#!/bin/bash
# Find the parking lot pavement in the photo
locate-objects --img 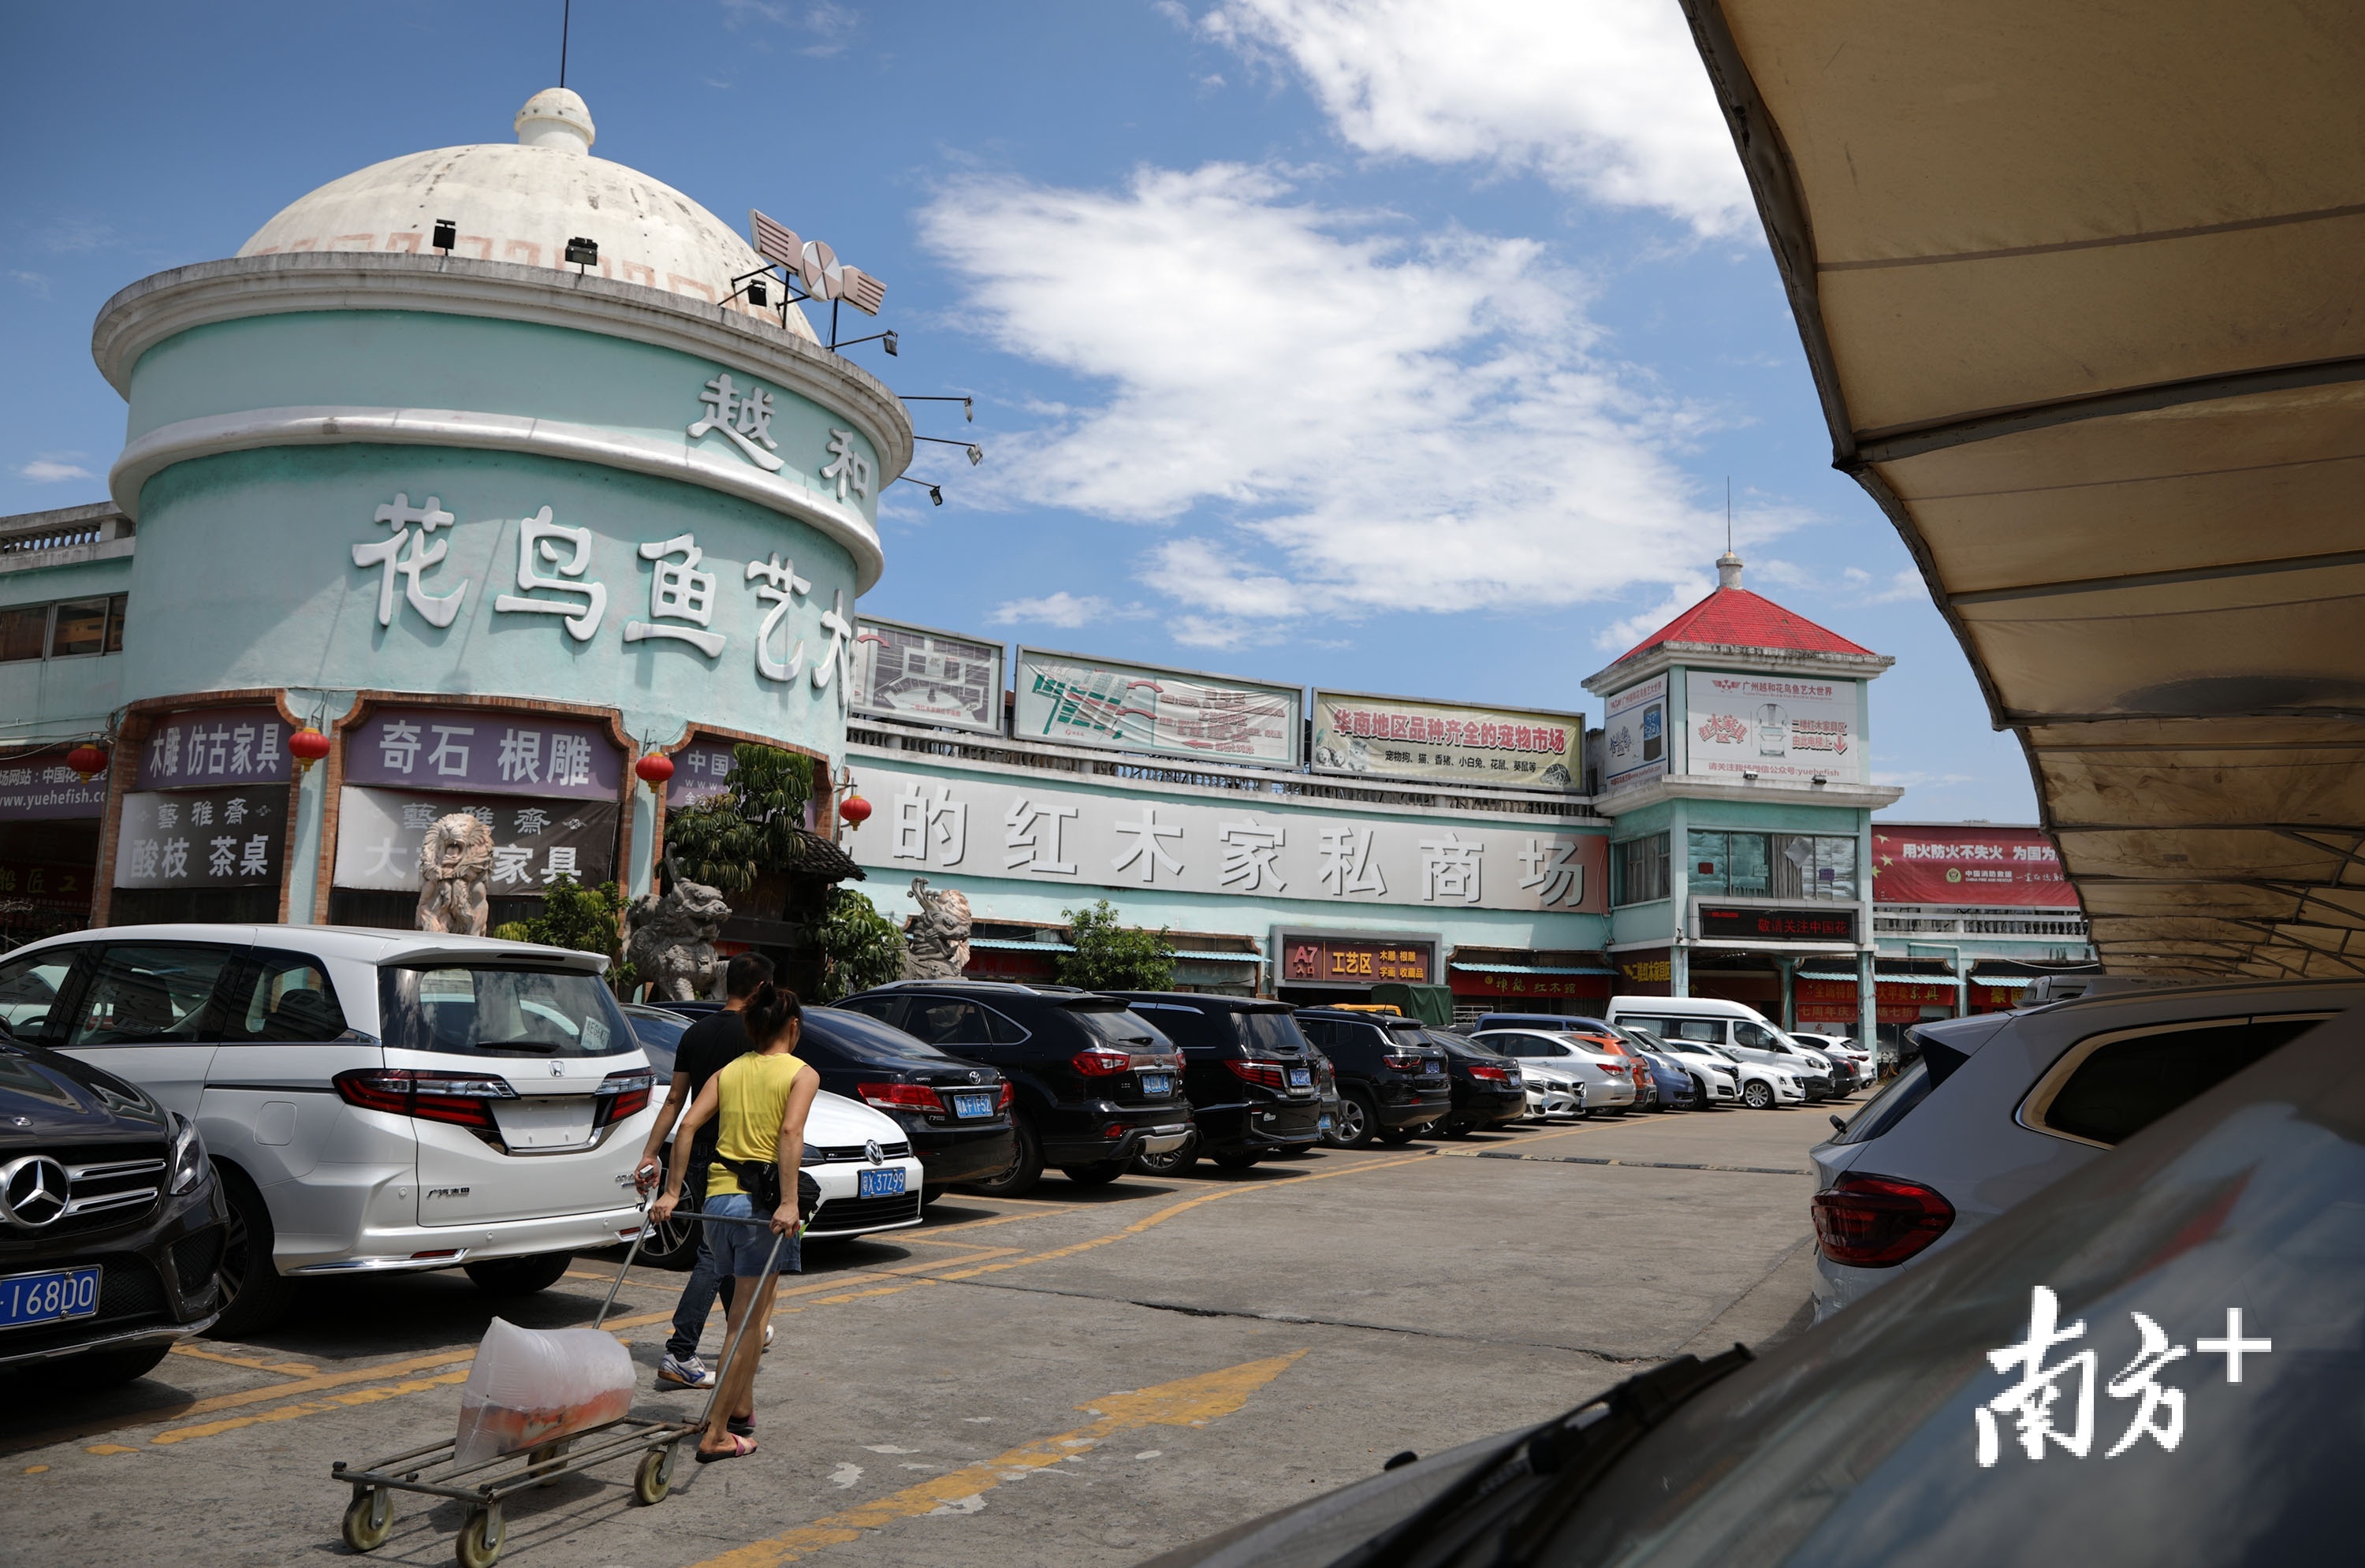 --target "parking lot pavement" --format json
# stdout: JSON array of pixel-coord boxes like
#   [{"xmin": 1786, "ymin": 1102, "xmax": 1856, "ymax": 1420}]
[{"xmin": 1, "ymin": 1104, "xmax": 1838, "ymax": 1568}]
